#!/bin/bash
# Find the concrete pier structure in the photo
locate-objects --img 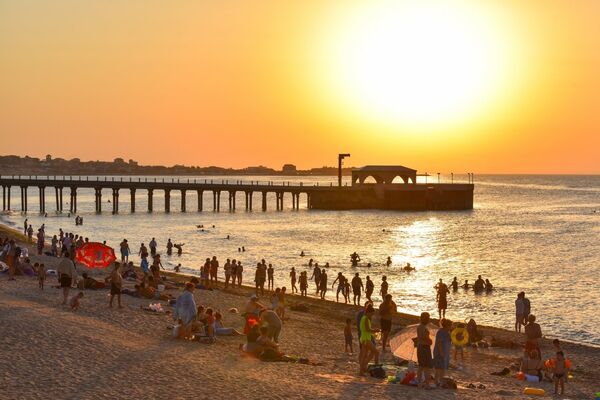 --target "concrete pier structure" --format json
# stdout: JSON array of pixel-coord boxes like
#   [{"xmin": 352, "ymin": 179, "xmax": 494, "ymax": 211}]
[{"xmin": 0, "ymin": 168, "xmax": 474, "ymax": 214}]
